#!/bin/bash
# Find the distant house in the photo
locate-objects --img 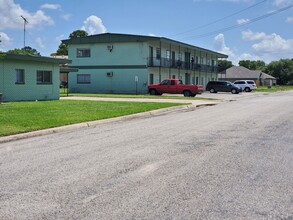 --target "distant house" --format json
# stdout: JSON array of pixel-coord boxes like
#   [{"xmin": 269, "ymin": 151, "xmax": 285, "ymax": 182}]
[
  {"xmin": 62, "ymin": 33, "xmax": 228, "ymax": 94},
  {"xmin": 0, "ymin": 53, "xmax": 70, "ymax": 102},
  {"xmin": 218, "ymin": 66, "xmax": 277, "ymax": 86}
]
